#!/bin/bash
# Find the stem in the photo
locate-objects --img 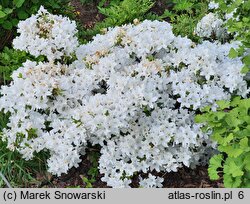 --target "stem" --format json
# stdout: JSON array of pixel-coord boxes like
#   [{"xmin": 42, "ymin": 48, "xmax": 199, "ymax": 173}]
[{"xmin": 0, "ymin": 172, "xmax": 12, "ymax": 188}]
